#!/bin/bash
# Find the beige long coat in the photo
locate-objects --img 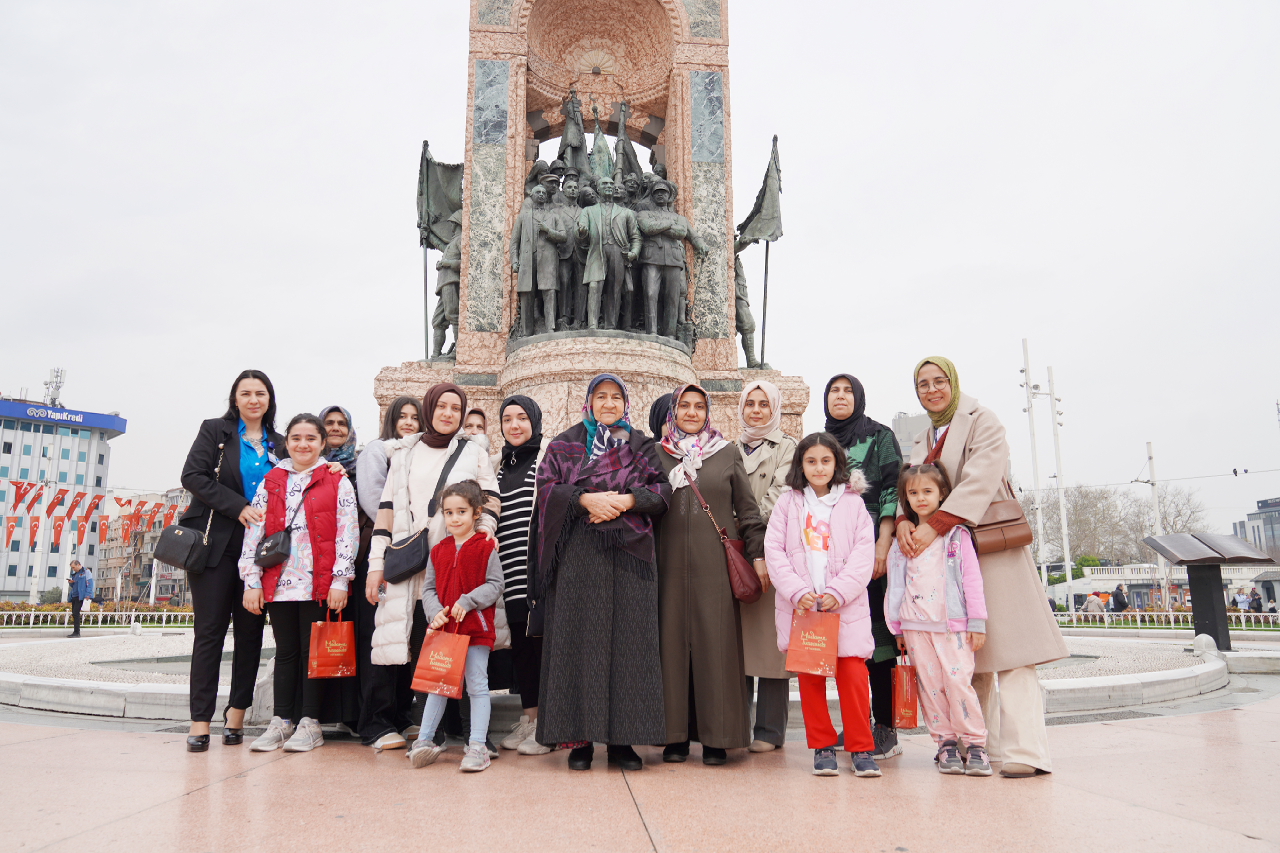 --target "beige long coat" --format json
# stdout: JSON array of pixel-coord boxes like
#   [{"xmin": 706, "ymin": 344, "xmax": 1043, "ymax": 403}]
[
  {"xmin": 908, "ymin": 393, "xmax": 1068, "ymax": 673},
  {"xmin": 737, "ymin": 429, "xmax": 796, "ymax": 680}
]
